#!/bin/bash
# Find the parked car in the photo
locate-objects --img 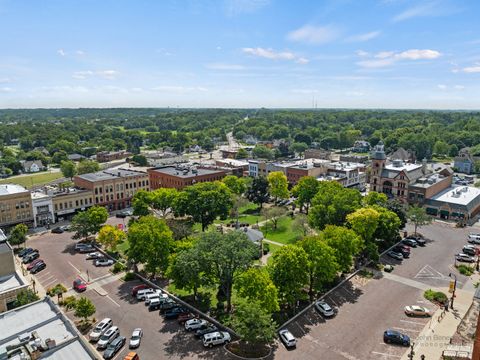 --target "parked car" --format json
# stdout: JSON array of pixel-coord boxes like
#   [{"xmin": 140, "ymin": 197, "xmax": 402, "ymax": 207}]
[
  {"xmin": 148, "ymin": 299, "xmax": 162, "ymax": 311},
  {"xmin": 393, "ymin": 246, "xmax": 410, "ymax": 258},
  {"xmin": 116, "ymin": 209, "xmax": 133, "ymax": 218},
  {"xmin": 95, "ymin": 258, "xmax": 114, "ymax": 267},
  {"xmin": 18, "ymin": 247, "xmax": 35, "ymax": 258},
  {"xmin": 387, "ymin": 250, "xmax": 403, "ymax": 261},
  {"xmin": 164, "ymin": 307, "xmax": 189, "ymax": 319},
  {"xmin": 86, "ymin": 252, "xmax": 103, "ymax": 260},
  {"xmin": 158, "ymin": 299, "xmax": 176, "ymax": 312},
  {"xmin": 402, "ymin": 238, "xmax": 417, "ymax": 247},
  {"xmin": 97, "ymin": 326, "xmax": 120, "ymax": 349},
  {"xmin": 414, "ymin": 238, "xmax": 426, "ymax": 246},
  {"xmin": 456, "ymin": 253, "xmax": 475, "ymax": 263},
  {"xmin": 383, "ymin": 264, "xmax": 394, "ymax": 272},
  {"xmin": 404, "ymin": 305, "xmax": 431, "ymax": 317},
  {"xmin": 463, "ymin": 245, "xmax": 477, "ymax": 256},
  {"xmin": 103, "ymin": 336, "xmax": 126, "ymax": 359},
  {"xmin": 195, "ymin": 325, "xmax": 218, "ymax": 338},
  {"xmin": 22, "ymin": 251, "xmax": 39, "ymax": 264},
  {"xmin": 468, "ymin": 233, "xmax": 480, "ymax": 243},
  {"xmin": 129, "ymin": 328, "xmax": 143, "ymax": 349},
  {"xmin": 131, "ymin": 284, "xmax": 148, "ymax": 297},
  {"xmin": 61, "ymin": 225, "xmax": 71, "ymax": 231},
  {"xmin": 144, "ymin": 291, "xmax": 163, "ymax": 305},
  {"xmin": 27, "ymin": 258, "xmax": 44, "ymax": 271},
  {"xmin": 383, "ymin": 330, "xmax": 410, "ymax": 346},
  {"xmin": 123, "ymin": 352, "xmax": 139, "ymax": 360},
  {"xmin": 279, "ymin": 329, "xmax": 296, "ymax": 349},
  {"xmin": 76, "ymin": 244, "xmax": 95, "ymax": 253},
  {"xmin": 51, "ymin": 227, "xmax": 64, "ymax": 234},
  {"xmin": 178, "ymin": 313, "xmax": 196, "ymax": 325},
  {"xmin": 136, "ymin": 288, "xmax": 154, "ymax": 301},
  {"xmin": 73, "ymin": 278, "xmax": 87, "ymax": 292},
  {"xmin": 89, "ymin": 318, "xmax": 113, "ymax": 342},
  {"xmin": 30, "ymin": 261, "xmax": 46, "ymax": 274},
  {"xmin": 185, "ymin": 319, "xmax": 207, "ymax": 331},
  {"xmin": 202, "ymin": 331, "xmax": 231, "ymax": 348},
  {"xmin": 314, "ymin": 300, "xmax": 335, "ymax": 317}
]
